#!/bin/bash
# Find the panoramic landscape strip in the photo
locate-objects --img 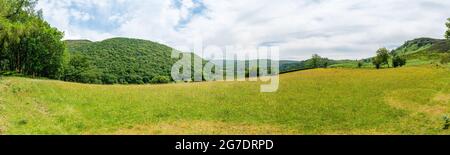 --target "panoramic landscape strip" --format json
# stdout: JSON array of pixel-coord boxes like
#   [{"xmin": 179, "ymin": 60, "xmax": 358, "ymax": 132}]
[{"xmin": 0, "ymin": 0, "xmax": 449, "ymax": 136}]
